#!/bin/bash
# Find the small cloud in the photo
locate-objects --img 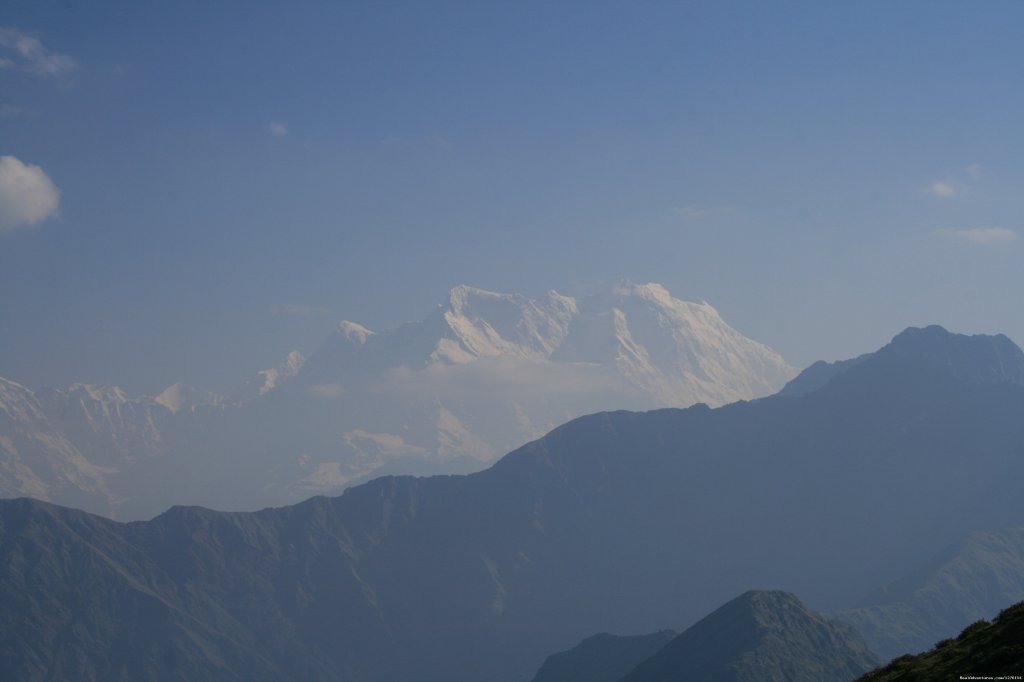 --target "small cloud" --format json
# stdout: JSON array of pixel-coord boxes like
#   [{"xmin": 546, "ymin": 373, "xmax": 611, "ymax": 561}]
[
  {"xmin": 269, "ymin": 121, "xmax": 288, "ymax": 137},
  {"xmin": 307, "ymin": 383, "xmax": 344, "ymax": 399},
  {"xmin": 965, "ymin": 163, "xmax": 982, "ymax": 179},
  {"xmin": 0, "ymin": 155, "xmax": 61, "ymax": 232},
  {"xmin": 271, "ymin": 304, "xmax": 331, "ymax": 317},
  {"xmin": 941, "ymin": 227, "xmax": 1018, "ymax": 246},
  {"xmin": 927, "ymin": 180, "xmax": 956, "ymax": 198},
  {"xmin": 0, "ymin": 26, "xmax": 77, "ymax": 77}
]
